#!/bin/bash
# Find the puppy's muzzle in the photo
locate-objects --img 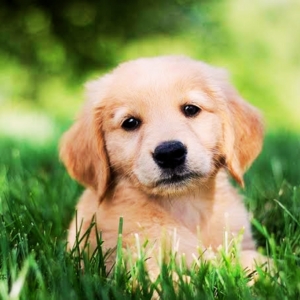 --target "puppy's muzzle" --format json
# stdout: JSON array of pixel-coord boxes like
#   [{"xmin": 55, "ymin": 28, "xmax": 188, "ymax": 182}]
[{"xmin": 153, "ymin": 140, "xmax": 187, "ymax": 169}]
